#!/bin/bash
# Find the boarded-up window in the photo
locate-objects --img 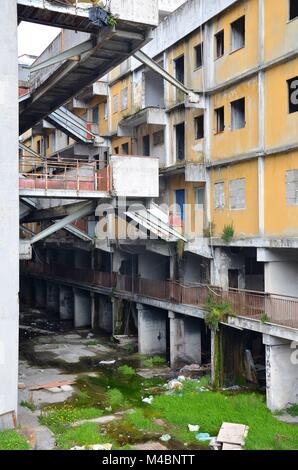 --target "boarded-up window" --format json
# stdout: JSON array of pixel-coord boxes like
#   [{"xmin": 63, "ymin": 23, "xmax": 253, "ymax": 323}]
[
  {"xmin": 229, "ymin": 178, "xmax": 246, "ymax": 210},
  {"xmin": 286, "ymin": 170, "xmax": 298, "ymax": 205},
  {"xmin": 120, "ymin": 87, "xmax": 128, "ymax": 111},
  {"xmin": 113, "ymin": 95, "xmax": 118, "ymax": 113},
  {"xmin": 153, "ymin": 130, "xmax": 164, "ymax": 146},
  {"xmin": 214, "ymin": 182, "xmax": 225, "ymax": 209}
]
